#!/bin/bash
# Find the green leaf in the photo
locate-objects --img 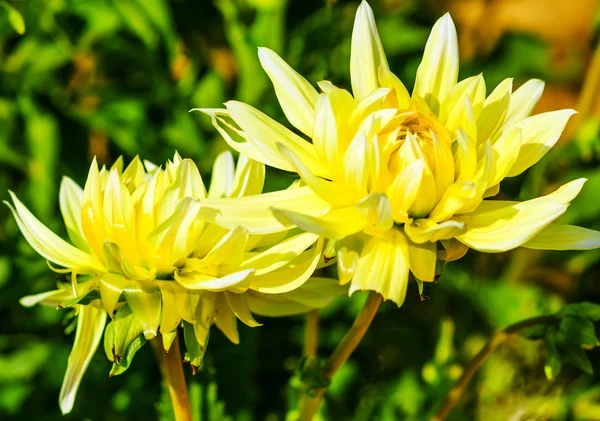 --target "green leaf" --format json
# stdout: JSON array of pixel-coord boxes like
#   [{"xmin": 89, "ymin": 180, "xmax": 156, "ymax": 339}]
[
  {"xmin": 544, "ymin": 332, "xmax": 562, "ymax": 380},
  {"xmin": 109, "ymin": 336, "xmax": 146, "ymax": 377},
  {"xmin": 0, "ymin": 2, "xmax": 25, "ymax": 34},
  {"xmin": 559, "ymin": 302, "xmax": 600, "ymax": 321},
  {"xmin": 557, "ymin": 314, "xmax": 599, "ymax": 347},
  {"xmin": 560, "ymin": 344, "xmax": 593, "ymax": 374}
]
